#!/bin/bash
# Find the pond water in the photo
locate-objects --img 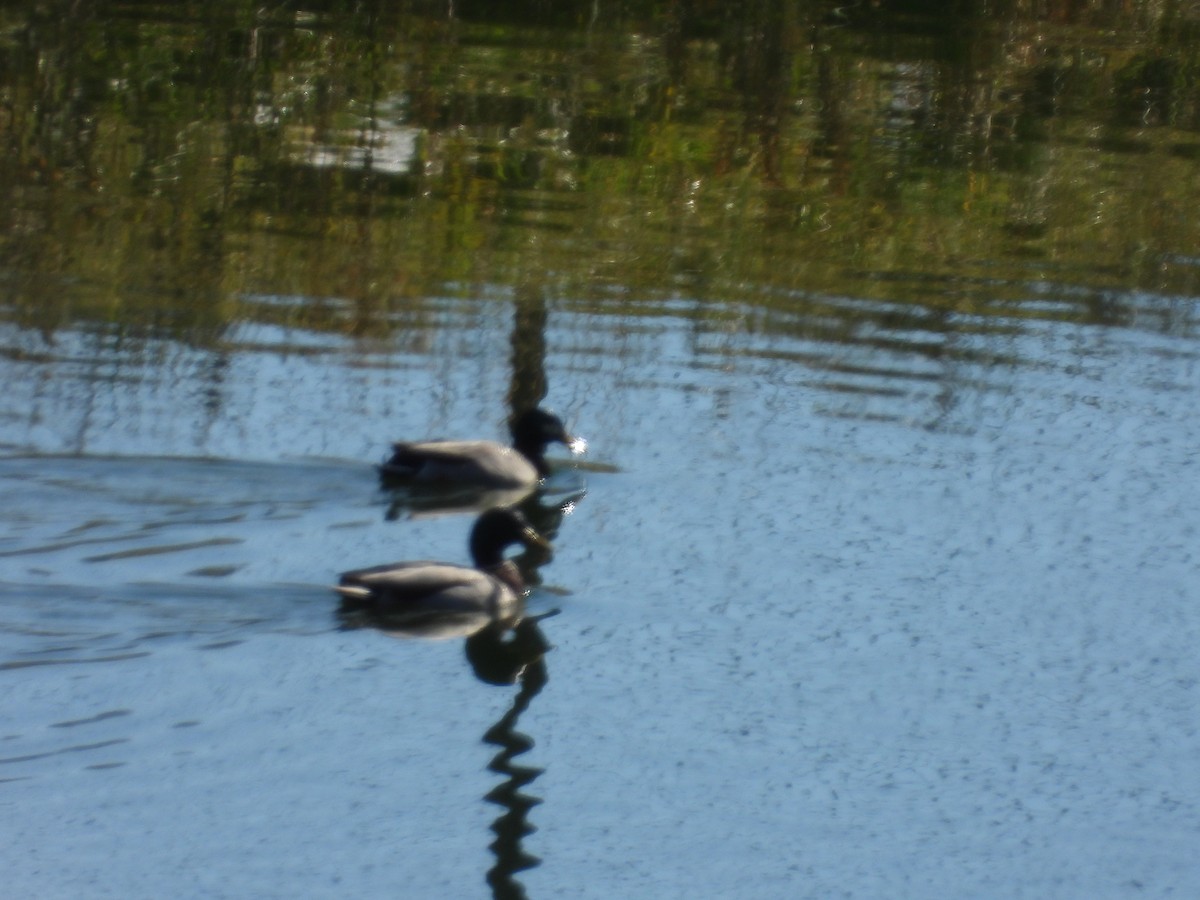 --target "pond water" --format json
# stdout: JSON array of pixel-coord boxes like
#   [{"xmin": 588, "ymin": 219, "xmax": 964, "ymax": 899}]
[{"xmin": 3, "ymin": 3, "xmax": 1200, "ymax": 898}]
